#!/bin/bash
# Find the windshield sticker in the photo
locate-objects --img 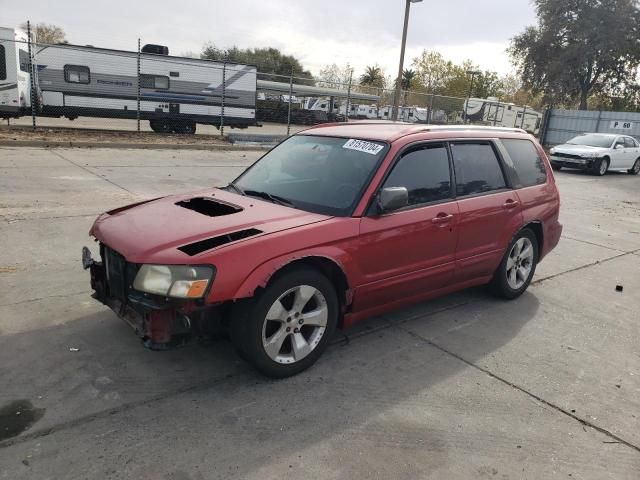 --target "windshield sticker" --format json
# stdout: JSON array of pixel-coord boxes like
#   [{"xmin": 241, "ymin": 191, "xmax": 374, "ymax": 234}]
[{"xmin": 343, "ymin": 139, "xmax": 384, "ymax": 155}]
